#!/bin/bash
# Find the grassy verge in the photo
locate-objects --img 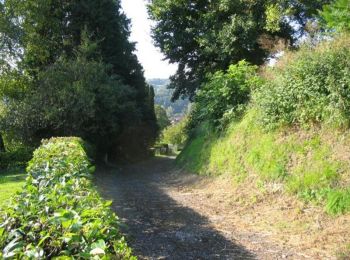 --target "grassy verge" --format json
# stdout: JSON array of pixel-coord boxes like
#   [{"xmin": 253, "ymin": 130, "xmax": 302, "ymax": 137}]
[
  {"xmin": 178, "ymin": 108, "xmax": 350, "ymax": 215},
  {"xmin": 0, "ymin": 169, "xmax": 26, "ymax": 208}
]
